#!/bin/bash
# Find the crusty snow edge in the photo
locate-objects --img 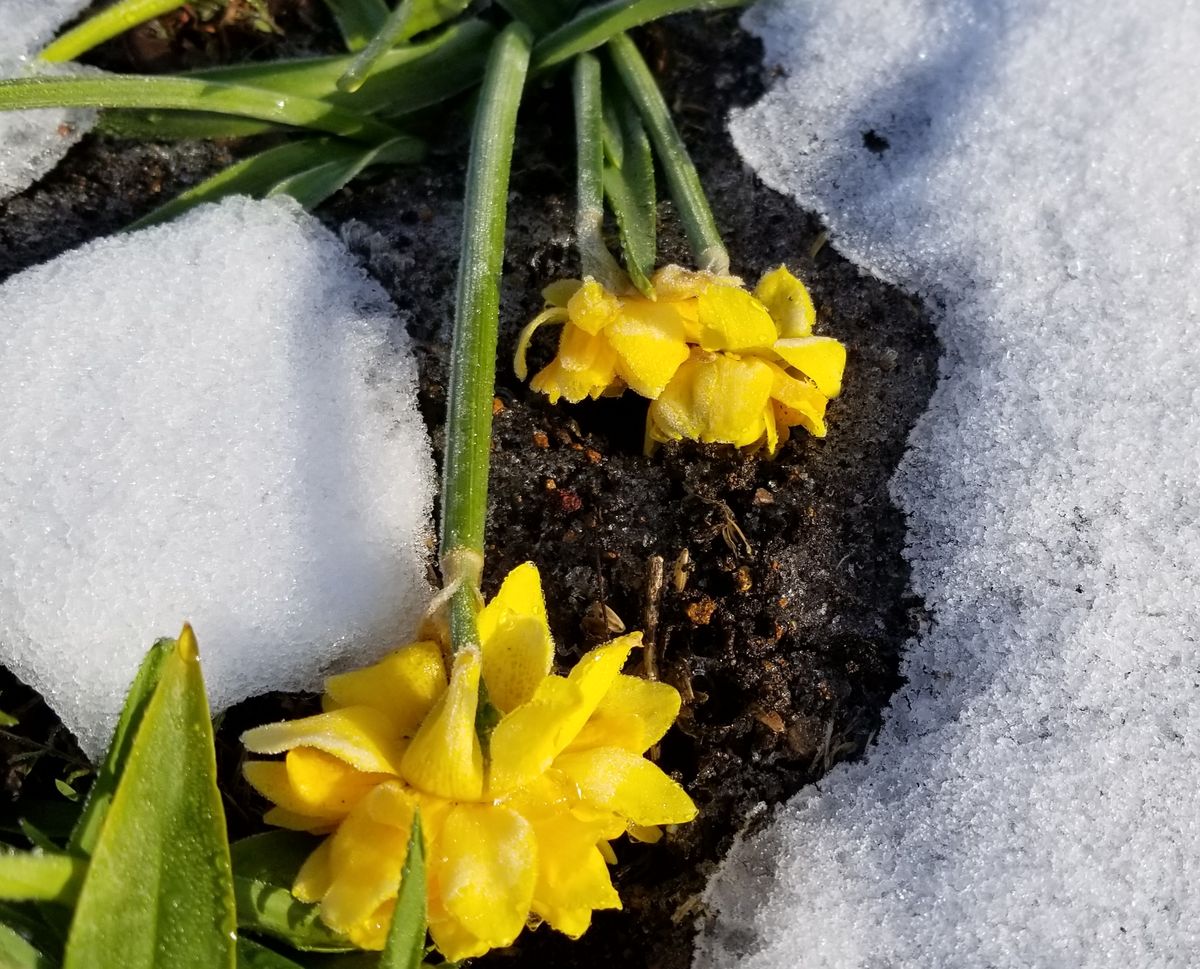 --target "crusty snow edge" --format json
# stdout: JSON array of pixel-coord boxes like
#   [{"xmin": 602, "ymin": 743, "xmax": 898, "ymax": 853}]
[{"xmin": 0, "ymin": 196, "xmax": 435, "ymax": 759}]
